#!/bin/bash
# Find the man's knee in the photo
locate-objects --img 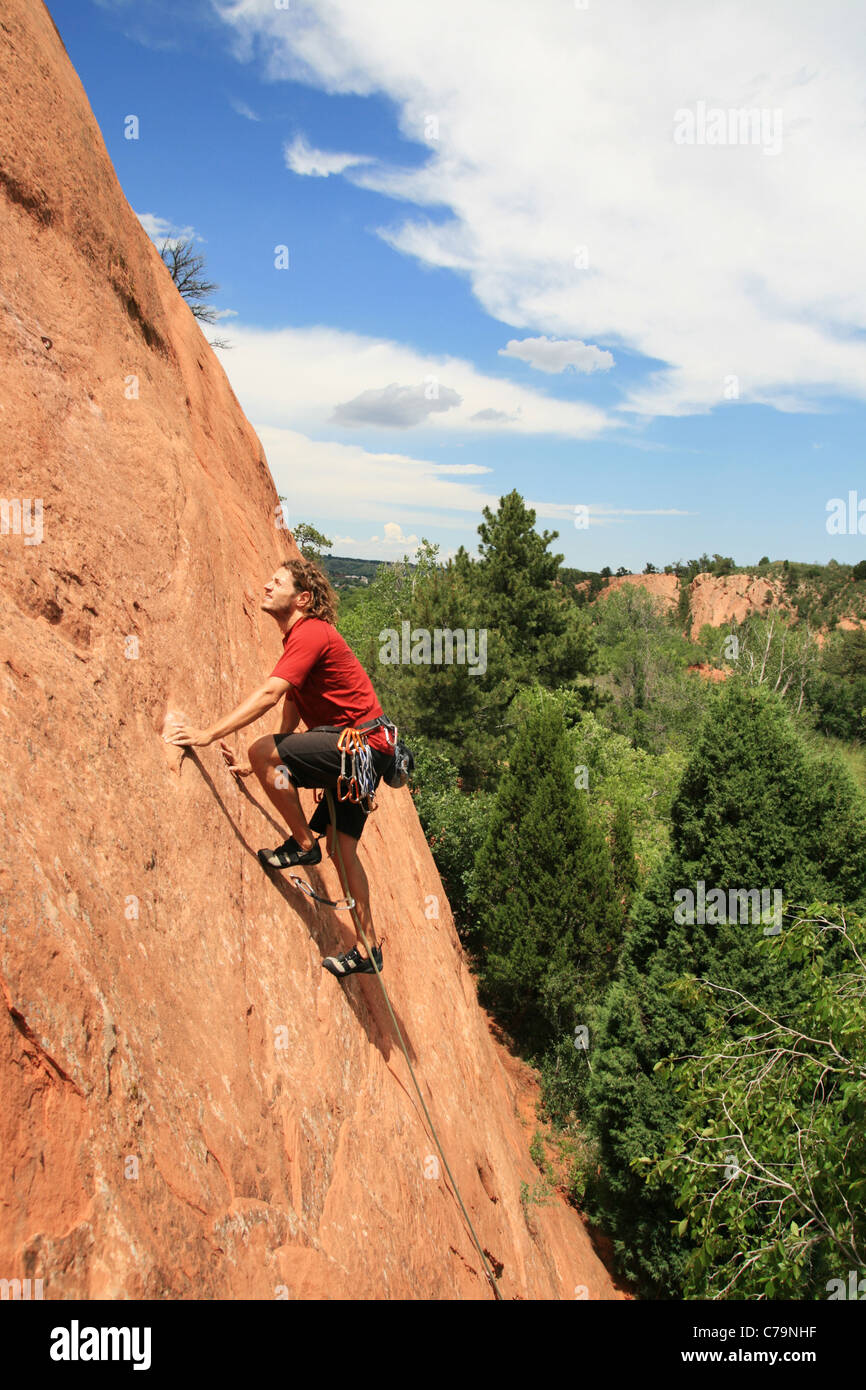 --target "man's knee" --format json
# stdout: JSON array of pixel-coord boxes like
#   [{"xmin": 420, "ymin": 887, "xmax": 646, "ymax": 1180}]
[{"xmin": 249, "ymin": 735, "xmax": 278, "ymax": 770}]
